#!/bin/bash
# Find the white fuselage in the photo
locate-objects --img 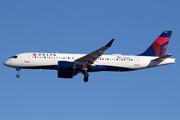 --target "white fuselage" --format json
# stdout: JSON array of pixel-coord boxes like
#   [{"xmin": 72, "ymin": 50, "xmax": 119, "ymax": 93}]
[{"xmin": 4, "ymin": 52, "xmax": 176, "ymax": 72}]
